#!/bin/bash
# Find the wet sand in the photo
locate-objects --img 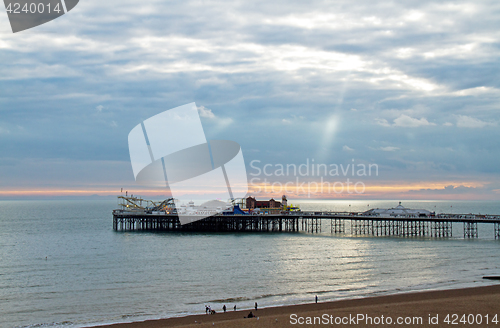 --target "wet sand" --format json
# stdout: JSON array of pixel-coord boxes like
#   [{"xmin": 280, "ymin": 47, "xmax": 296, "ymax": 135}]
[{"xmin": 93, "ymin": 284, "xmax": 500, "ymax": 327}]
